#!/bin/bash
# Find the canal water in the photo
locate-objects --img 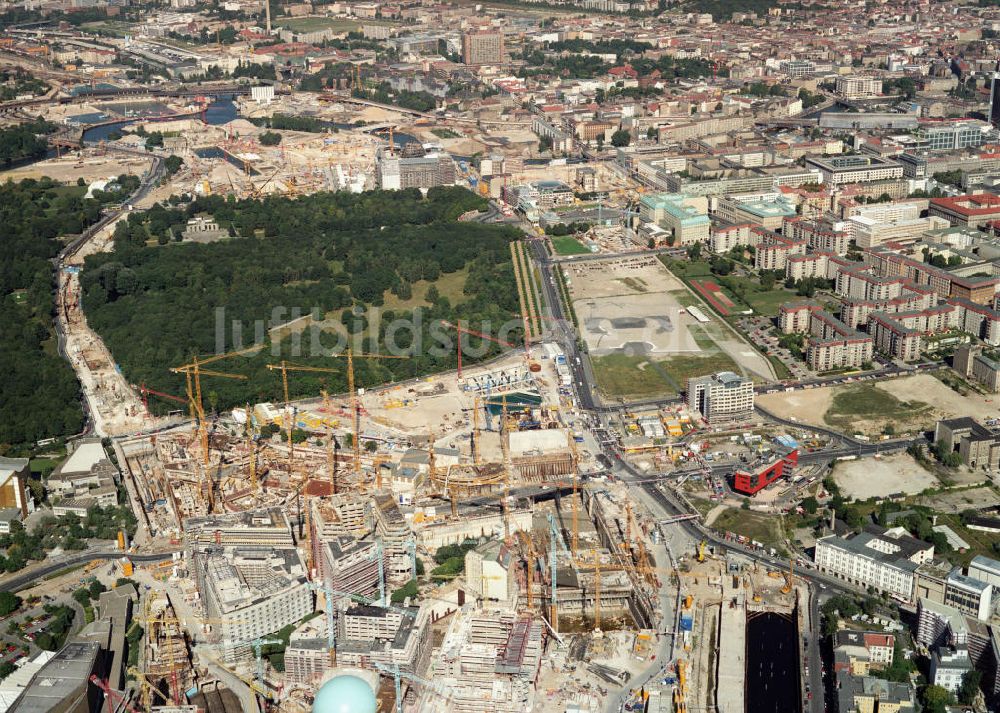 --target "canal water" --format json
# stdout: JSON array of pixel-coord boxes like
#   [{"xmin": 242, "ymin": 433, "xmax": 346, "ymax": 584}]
[
  {"xmin": 745, "ymin": 611, "xmax": 801, "ymax": 713},
  {"xmin": 80, "ymin": 97, "xmax": 239, "ymax": 144}
]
